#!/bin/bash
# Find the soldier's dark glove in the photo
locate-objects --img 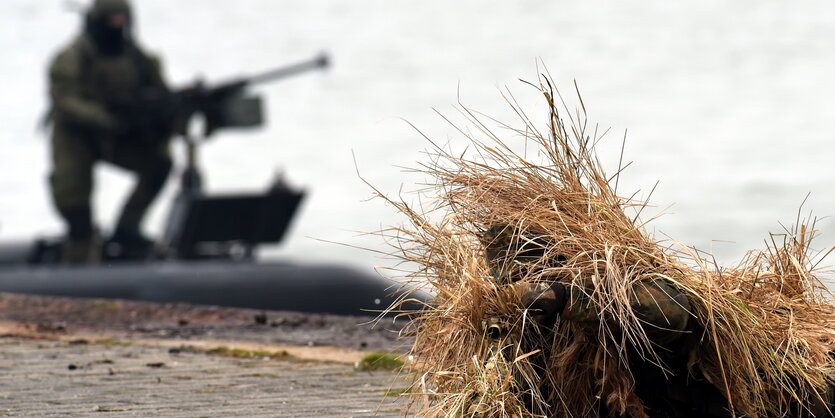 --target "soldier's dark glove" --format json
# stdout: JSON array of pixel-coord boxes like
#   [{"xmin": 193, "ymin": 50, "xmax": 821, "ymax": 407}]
[{"xmin": 515, "ymin": 281, "xmax": 567, "ymax": 327}]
